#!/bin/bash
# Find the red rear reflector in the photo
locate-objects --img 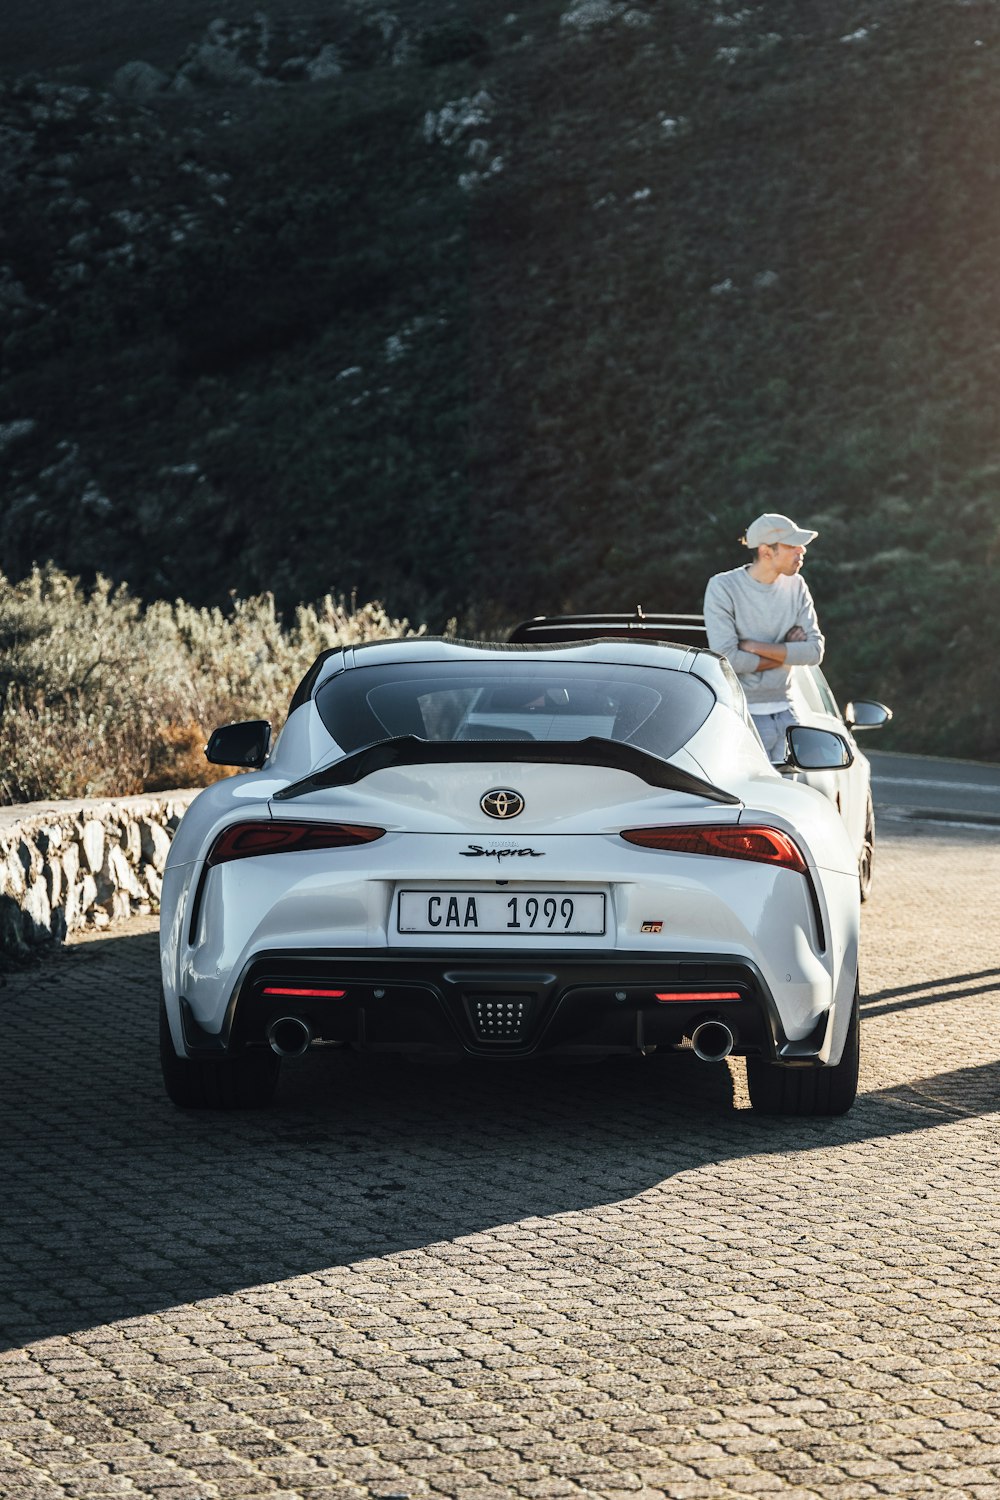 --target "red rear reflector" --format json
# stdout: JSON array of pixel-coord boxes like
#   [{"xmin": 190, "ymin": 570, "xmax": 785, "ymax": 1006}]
[
  {"xmin": 655, "ymin": 990, "xmax": 742, "ymax": 1003},
  {"xmin": 621, "ymin": 824, "xmax": 806, "ymax": 873},
  {"xmin": 262, "ymin": 986, "xmax": 347, "ymax": 998},
  {"xmin": 207, "ymin": 821, "xmax": 385, "ymax": 867}
]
